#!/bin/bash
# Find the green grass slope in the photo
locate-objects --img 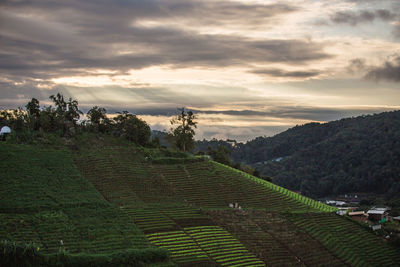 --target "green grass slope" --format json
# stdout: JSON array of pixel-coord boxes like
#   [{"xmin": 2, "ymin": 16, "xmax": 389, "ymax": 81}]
[
  {"xmin": 2, "ymin": 141, "xmax": 400, "ymax": 266},
  {"xmin": 0, "ymin": 144, "xmax": 172, "ymax": 266},
  {"xmin": 74, "ymin": 143, "xmax": 400, "ymax": 266}
]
